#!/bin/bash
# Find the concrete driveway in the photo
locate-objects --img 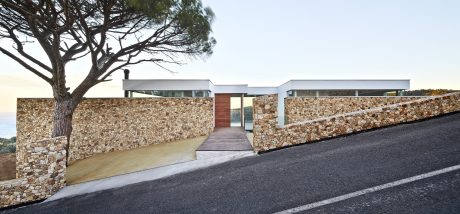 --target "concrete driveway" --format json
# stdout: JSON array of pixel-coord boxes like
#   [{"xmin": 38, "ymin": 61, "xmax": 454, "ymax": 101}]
[{"xmin": 66, "ymin": 136, "xmax": 207, "ymax": 184}]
